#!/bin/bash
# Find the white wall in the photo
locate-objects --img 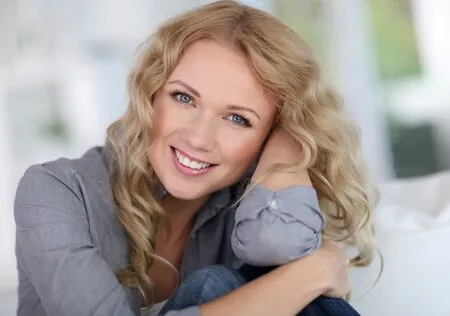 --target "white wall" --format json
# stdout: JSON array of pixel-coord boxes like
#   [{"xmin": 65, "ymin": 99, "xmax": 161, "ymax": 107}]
[
  {"xmin": 411, "ymin": 0, "xmax": 450, "ymax": 81},
  {"xmin": 0, "ymin": 76, "xmax": 18, "ymax": 294},
  {"xmin": 0, "ymin": 0, "xmax": 17, "ymax": 67},
  {"xmin": 327, "ymin": 0, "xmax": 393, "ymax": 182},
  {"xmin": 0, "ymin": 0, "xmax": 19, "ymax": 301}
]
